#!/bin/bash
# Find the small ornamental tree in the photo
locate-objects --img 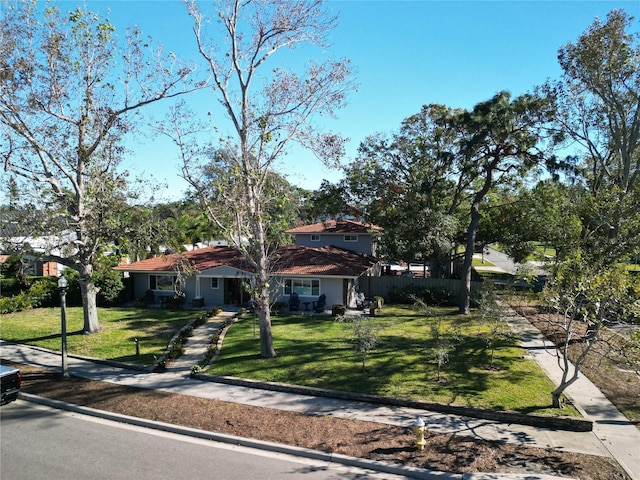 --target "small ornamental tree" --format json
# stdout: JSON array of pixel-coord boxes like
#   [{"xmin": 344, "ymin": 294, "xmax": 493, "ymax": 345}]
[
  {"xmin": 413, "ymin": 295, "xmax": 455, "ymax": 382},
  {"xmin": 430, "ymin": 319, "xmax": 451, "ymax": 383},
  {"xmin": 477, "ymin": 286, "xmax": 514, "ymax": 370},
  {"xmin": 542, "ymin": 258, "xmax": 640, "ymax": 408},
  {"xmin": 352, "ymin": 318, "xmax": 379, "ymax": 372}
]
